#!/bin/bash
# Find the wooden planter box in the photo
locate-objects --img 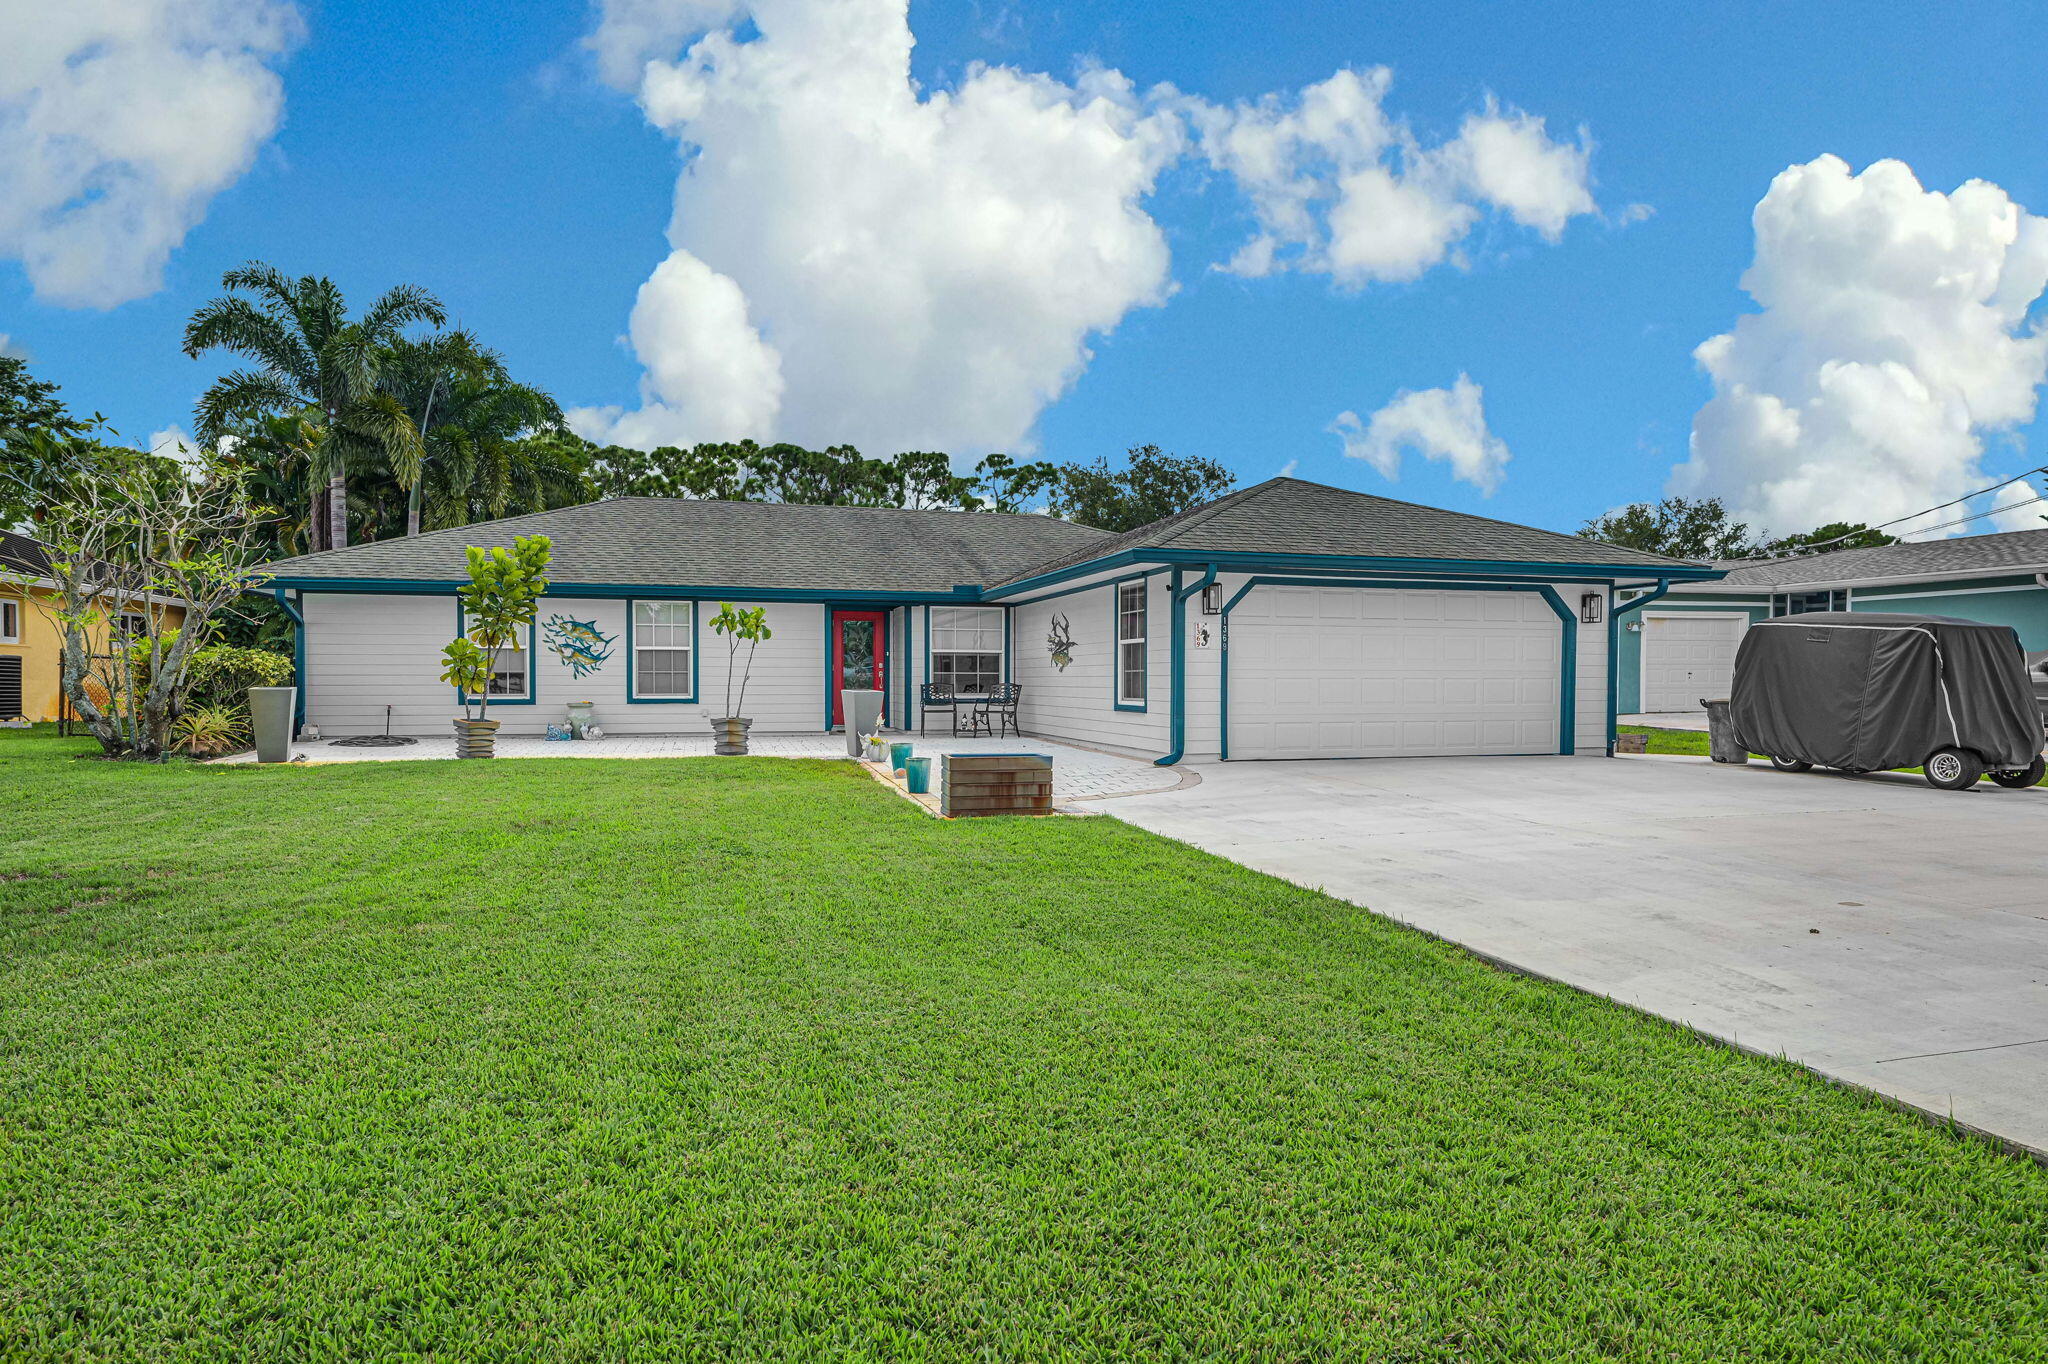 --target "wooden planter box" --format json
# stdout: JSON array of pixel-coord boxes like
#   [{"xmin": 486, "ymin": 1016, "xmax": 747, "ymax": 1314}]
[{"xmin": 941, "ymin": 753, "xmax": 1054, "ymax": 817}]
